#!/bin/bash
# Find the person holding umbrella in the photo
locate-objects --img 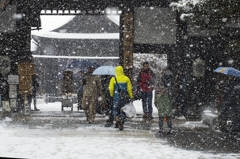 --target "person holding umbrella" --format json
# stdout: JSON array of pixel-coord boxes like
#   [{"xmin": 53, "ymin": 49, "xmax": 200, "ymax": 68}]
[
  {"xmin": 92, "ymin": 66, "xmax": 116, "ymax": 127},
  {"xmin": 215, "ymin": 67, "xmax": 240, "ymax": 134},
  {"xmin": 101, "ymin": 75, "xmax": 114, "ymax": 127}
]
